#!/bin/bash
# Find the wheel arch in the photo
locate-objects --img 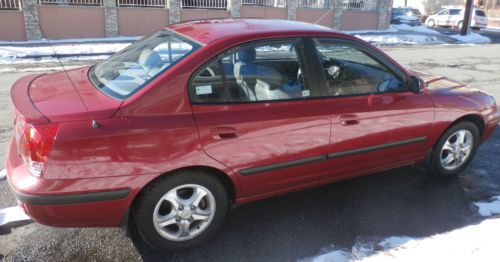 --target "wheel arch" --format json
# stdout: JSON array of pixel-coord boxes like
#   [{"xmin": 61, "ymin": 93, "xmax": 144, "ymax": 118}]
[
  {"xmin": 449, "ymin": 114, "xmax": 485, "ymax": 137},
  {"xmin": 133, "ymin": 165, "xmax": 237, "ymax": 207},
  {"xmin": 121, "ymin": 165, "xmax": 238, "ymax": 234}
]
